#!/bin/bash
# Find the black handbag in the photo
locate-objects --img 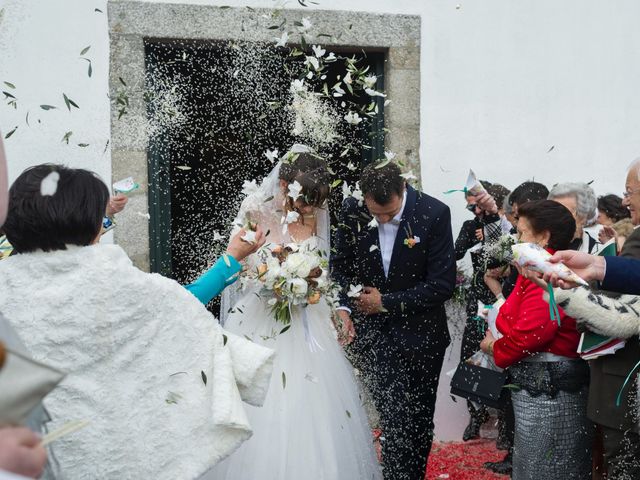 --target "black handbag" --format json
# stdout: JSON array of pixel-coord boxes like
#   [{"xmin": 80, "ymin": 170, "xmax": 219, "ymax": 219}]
[{"xmin": 450, "ymin": 362, "xmax": 507, "ymax": 408}]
